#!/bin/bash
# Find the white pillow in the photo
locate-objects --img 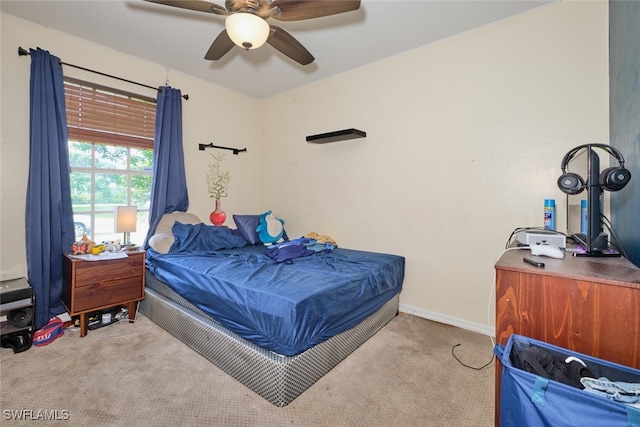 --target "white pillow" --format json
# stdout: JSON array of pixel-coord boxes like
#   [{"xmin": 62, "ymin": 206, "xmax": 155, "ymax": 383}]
[
  {"xmin": 155, "ymin": 212, "xmax": 201, "ymax": 235},
  {"xmin": 150, "ymin": 212, "xmax": 202, "ymax": 254},
  {"xmin": 148, "ymin": 233, "xmax": 174, "ymax": 254}
]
